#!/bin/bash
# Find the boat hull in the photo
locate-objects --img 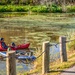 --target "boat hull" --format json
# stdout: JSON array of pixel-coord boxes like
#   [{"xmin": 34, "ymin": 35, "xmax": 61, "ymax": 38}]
[{"xmin": 0, "ymin": 43, "xmax": 30, "ymax": 51}]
